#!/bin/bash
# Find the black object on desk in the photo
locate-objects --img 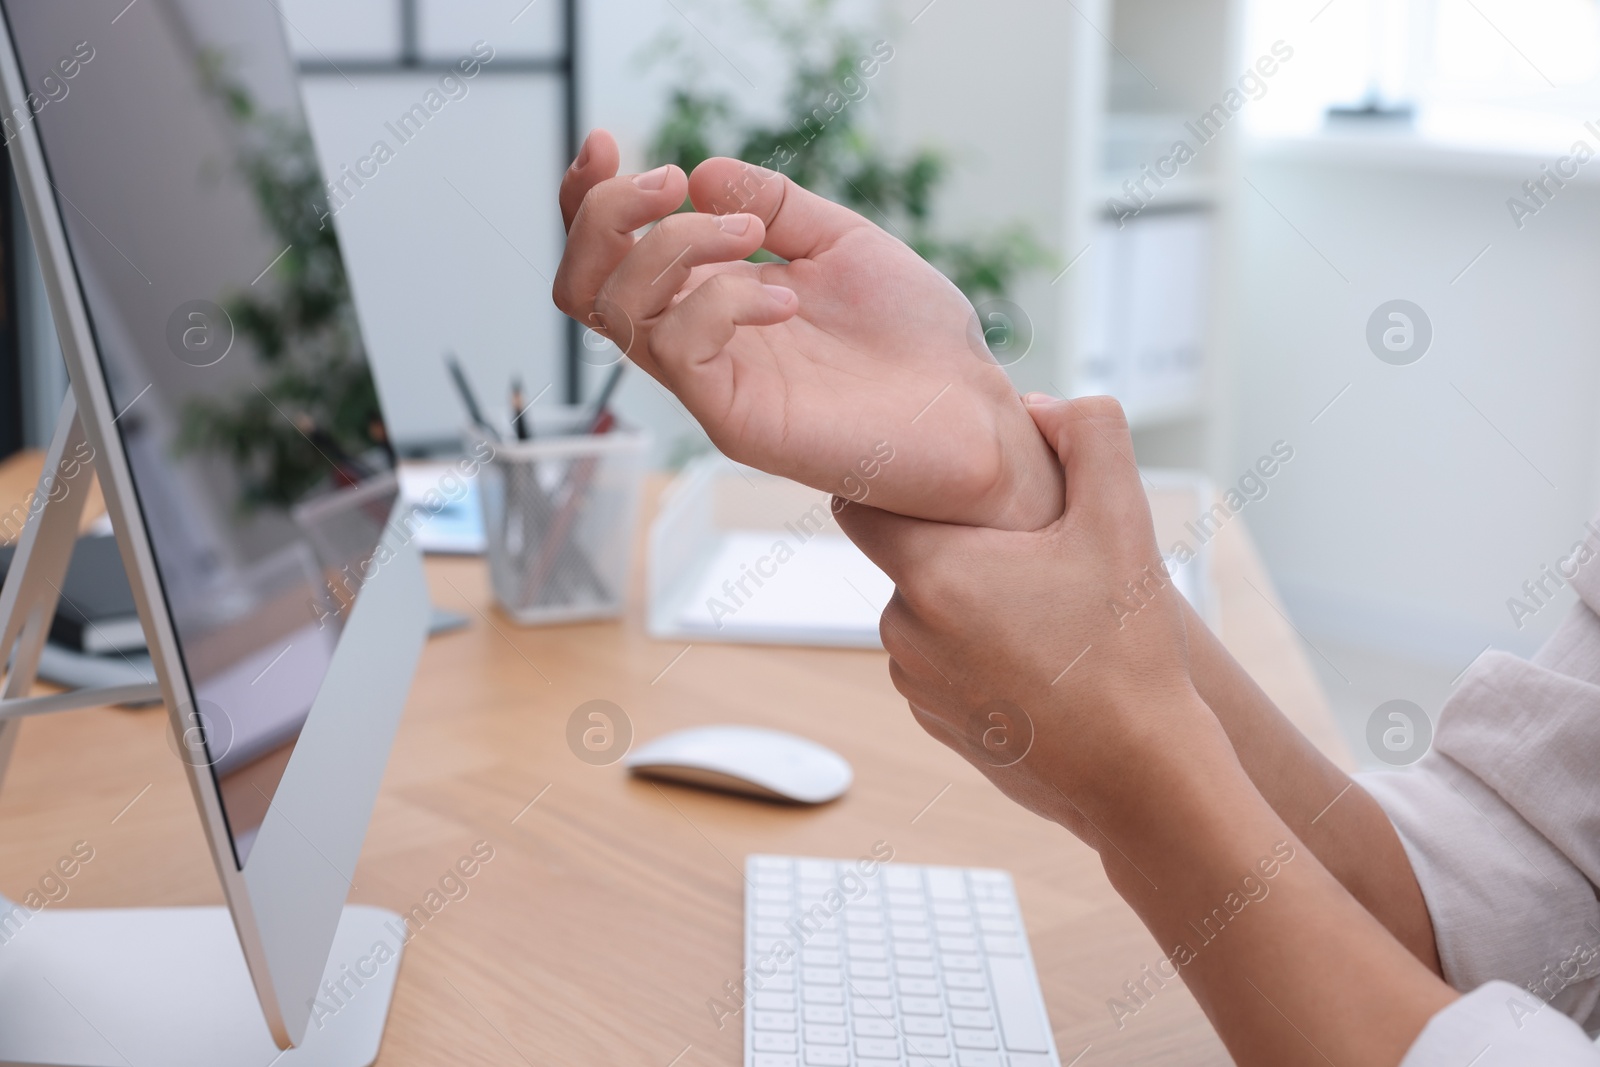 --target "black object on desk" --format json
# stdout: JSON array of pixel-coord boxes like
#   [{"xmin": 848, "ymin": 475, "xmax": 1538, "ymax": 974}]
[{"xmin": 0, "ymin": 533, "xmax": 141, "ymax": 654}]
